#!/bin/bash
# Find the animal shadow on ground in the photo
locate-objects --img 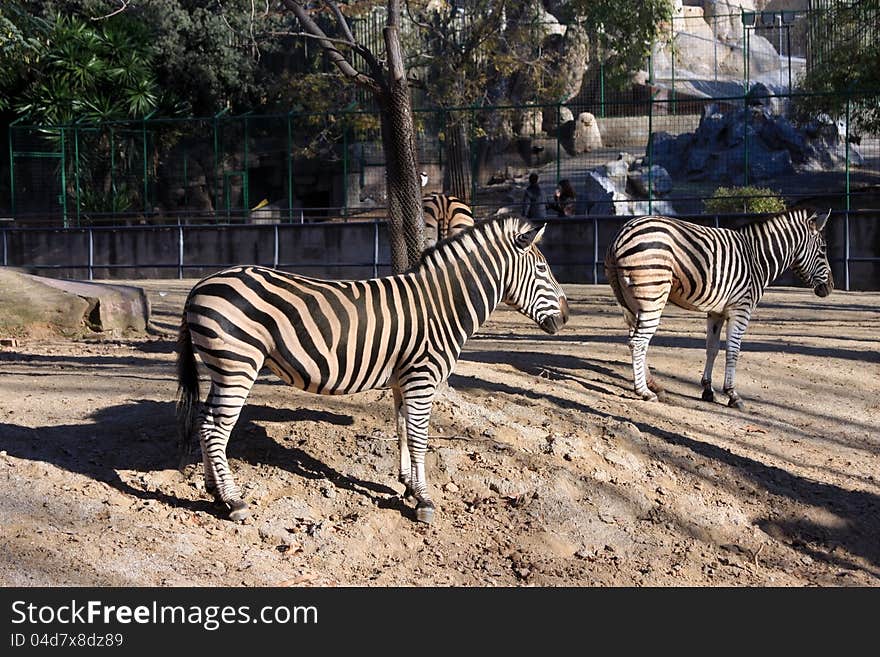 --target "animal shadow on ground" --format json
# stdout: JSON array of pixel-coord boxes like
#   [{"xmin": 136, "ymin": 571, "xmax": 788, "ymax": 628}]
[
  {"xmin": 451, "ymin": 356, "xmax": 880, "ymax": 575},
  {"xmin": 0, "ymin": 399, "xmax": 409, "ymax": 521}
]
